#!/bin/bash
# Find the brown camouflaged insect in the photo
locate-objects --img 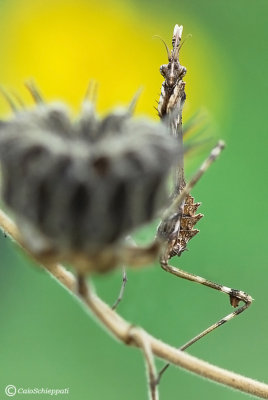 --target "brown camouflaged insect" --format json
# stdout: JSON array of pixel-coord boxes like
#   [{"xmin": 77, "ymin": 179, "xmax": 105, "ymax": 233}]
[
  {"xmin": 155, "ymin": 25, "xmax": 252, "ymax": 383},
  {"xmin": 0, "ymin": 26, "xmax": 252, "ymax": 391}
]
